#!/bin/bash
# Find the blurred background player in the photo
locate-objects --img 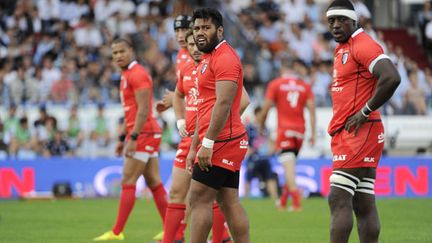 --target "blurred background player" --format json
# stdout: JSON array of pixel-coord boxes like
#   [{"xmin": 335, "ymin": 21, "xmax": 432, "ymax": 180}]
[
  {"xmin": 244, "ymin": 106, "xmax": 278, "ymax": 200},
  {"xmin": 326, "ymin": 1, "xmax": 401, "ymax": 242},
  {"xmin": 155, "ymin": 15, "xmax": 193, "ymax": 113},
  {"xmin": 258, "ymin": 58, "xmax": 316, "ymax": 212},
  {"xmin": 94, "ymin": 38, "xmax": 167, "ymax": 241}
]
